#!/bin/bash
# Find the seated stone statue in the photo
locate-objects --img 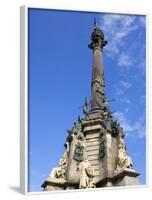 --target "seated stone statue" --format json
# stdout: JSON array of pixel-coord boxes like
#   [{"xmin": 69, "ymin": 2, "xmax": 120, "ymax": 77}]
[
  {"xmin": 49, "ymin": 157, "xmax": 67, "ymax": 179},
  {"xmin": 78, "ymin": 159, "xmax": 96, "ymax": 189},
  {"xmin": 115, "ymin": 142, "xmax": 133, "ymax": 172}
]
